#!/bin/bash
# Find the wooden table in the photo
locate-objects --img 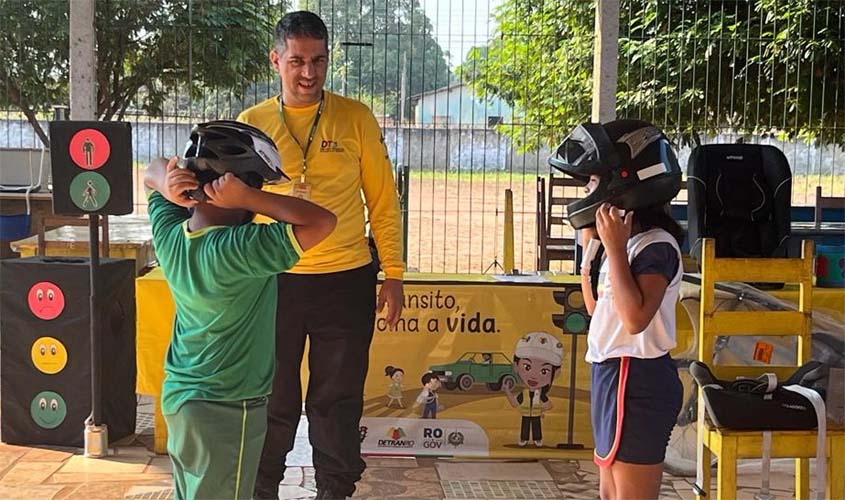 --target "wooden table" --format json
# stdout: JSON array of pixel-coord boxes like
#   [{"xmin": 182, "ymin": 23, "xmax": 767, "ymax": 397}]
[
  {"xmin": 10, "ymin": 215, "xmax": 156, "ymax": 275},
  {"xmin": 0, "ymin": 191, "xmax": 53, "ymax": 210},
  {"xmin": 790, "ymin": 221, "xmax": 845, "ymax": 250},
  {"xmin": 0, "ymin": 191, "xmax": 123, "ymax": 258}
]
